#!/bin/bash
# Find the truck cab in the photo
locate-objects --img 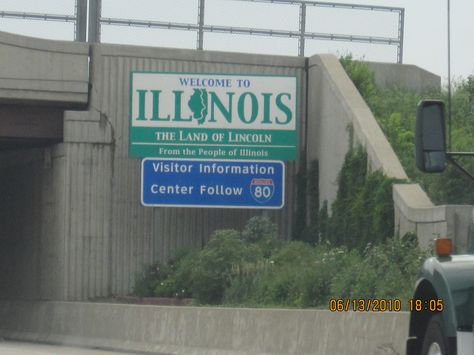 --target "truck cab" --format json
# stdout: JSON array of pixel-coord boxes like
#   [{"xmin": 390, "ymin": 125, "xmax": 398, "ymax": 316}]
[
  {"xmin": 406, "ymin": 252, "xmax": 474, "ymax": 354},
  {"xmin": 408, "ymin": 100, "xmax": 474, "ymax": 355}
]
